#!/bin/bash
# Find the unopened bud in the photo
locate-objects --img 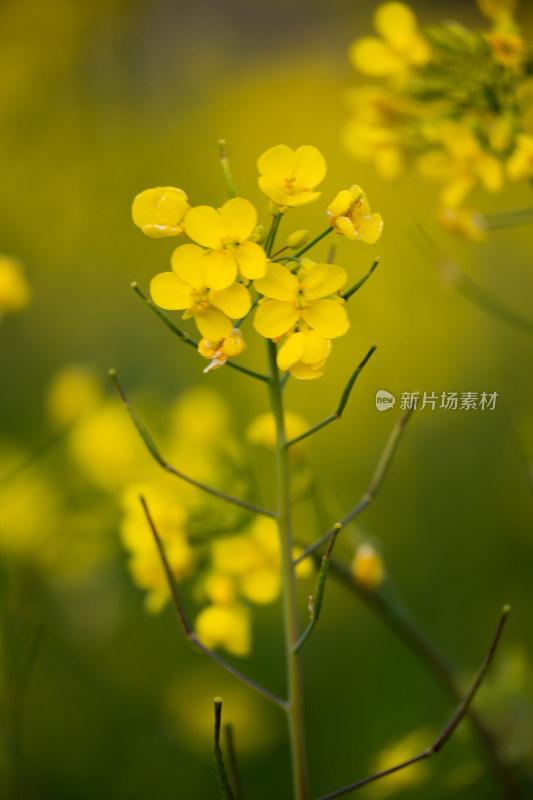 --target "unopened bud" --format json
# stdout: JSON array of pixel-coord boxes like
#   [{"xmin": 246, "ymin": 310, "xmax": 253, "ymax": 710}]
[
  {"xmin": 222, "ymin": 329, "xmax": 246, "ymax": 357},
  {"xmin": 286, "ymin": 230, "xmax": 310, "ymax": 249},
  {"xmin": 249, "ymin": 225, "xmax": 266, "ymax": 244}
]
